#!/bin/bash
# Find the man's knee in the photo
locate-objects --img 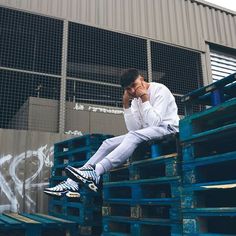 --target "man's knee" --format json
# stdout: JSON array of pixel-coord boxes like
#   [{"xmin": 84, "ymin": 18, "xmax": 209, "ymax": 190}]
[
  {"xmin": 125, "ymin": 130, "xmax": 143, "ymax": 143},
  {"xmin": 101, "ymin": 138, "xmax": 112, "ymax": 147}
]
